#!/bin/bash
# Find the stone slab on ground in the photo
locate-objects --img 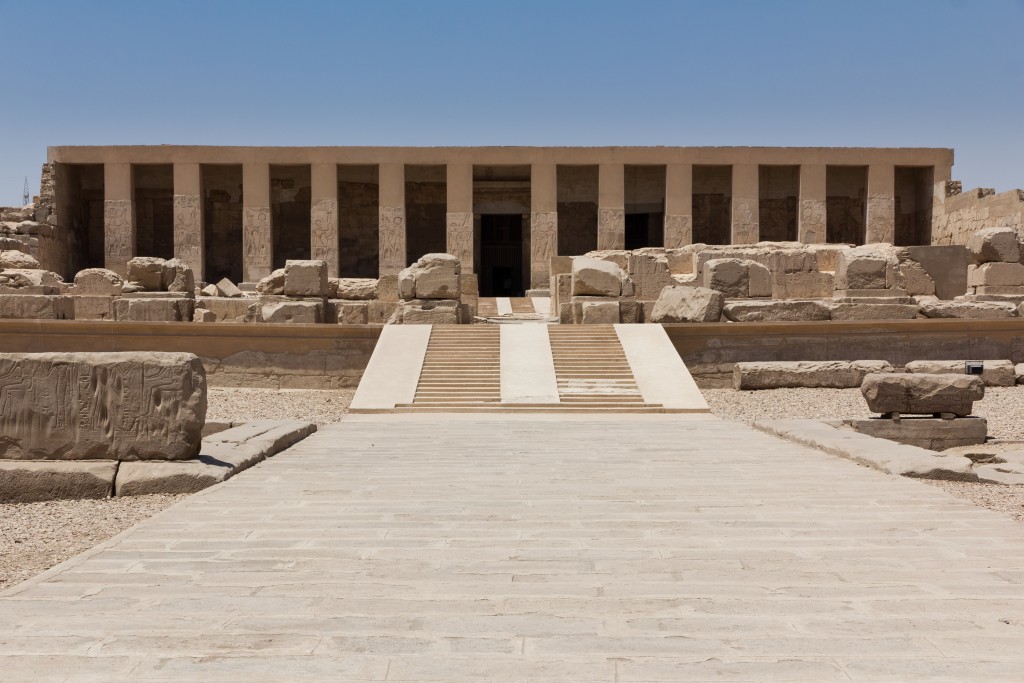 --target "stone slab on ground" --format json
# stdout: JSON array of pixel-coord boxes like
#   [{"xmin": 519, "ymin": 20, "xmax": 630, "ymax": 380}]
[
  {"xmin": 6, "ymin": 415, "xmax": 1024, "ymax": 679},
  {"xmin": 0, "ymin": 460, "xmax": 116, "ymax": 503},
  {"xmin": 734, "ymin": 360, "xmax": 893, "ymax": 390},
  {"xmin": 905, "ymin": 359, "xmax": 1016, "ymax": 387},
  {"xmin": 847, "ymin": 416, "xmax": 988, "ymax": 451}
]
